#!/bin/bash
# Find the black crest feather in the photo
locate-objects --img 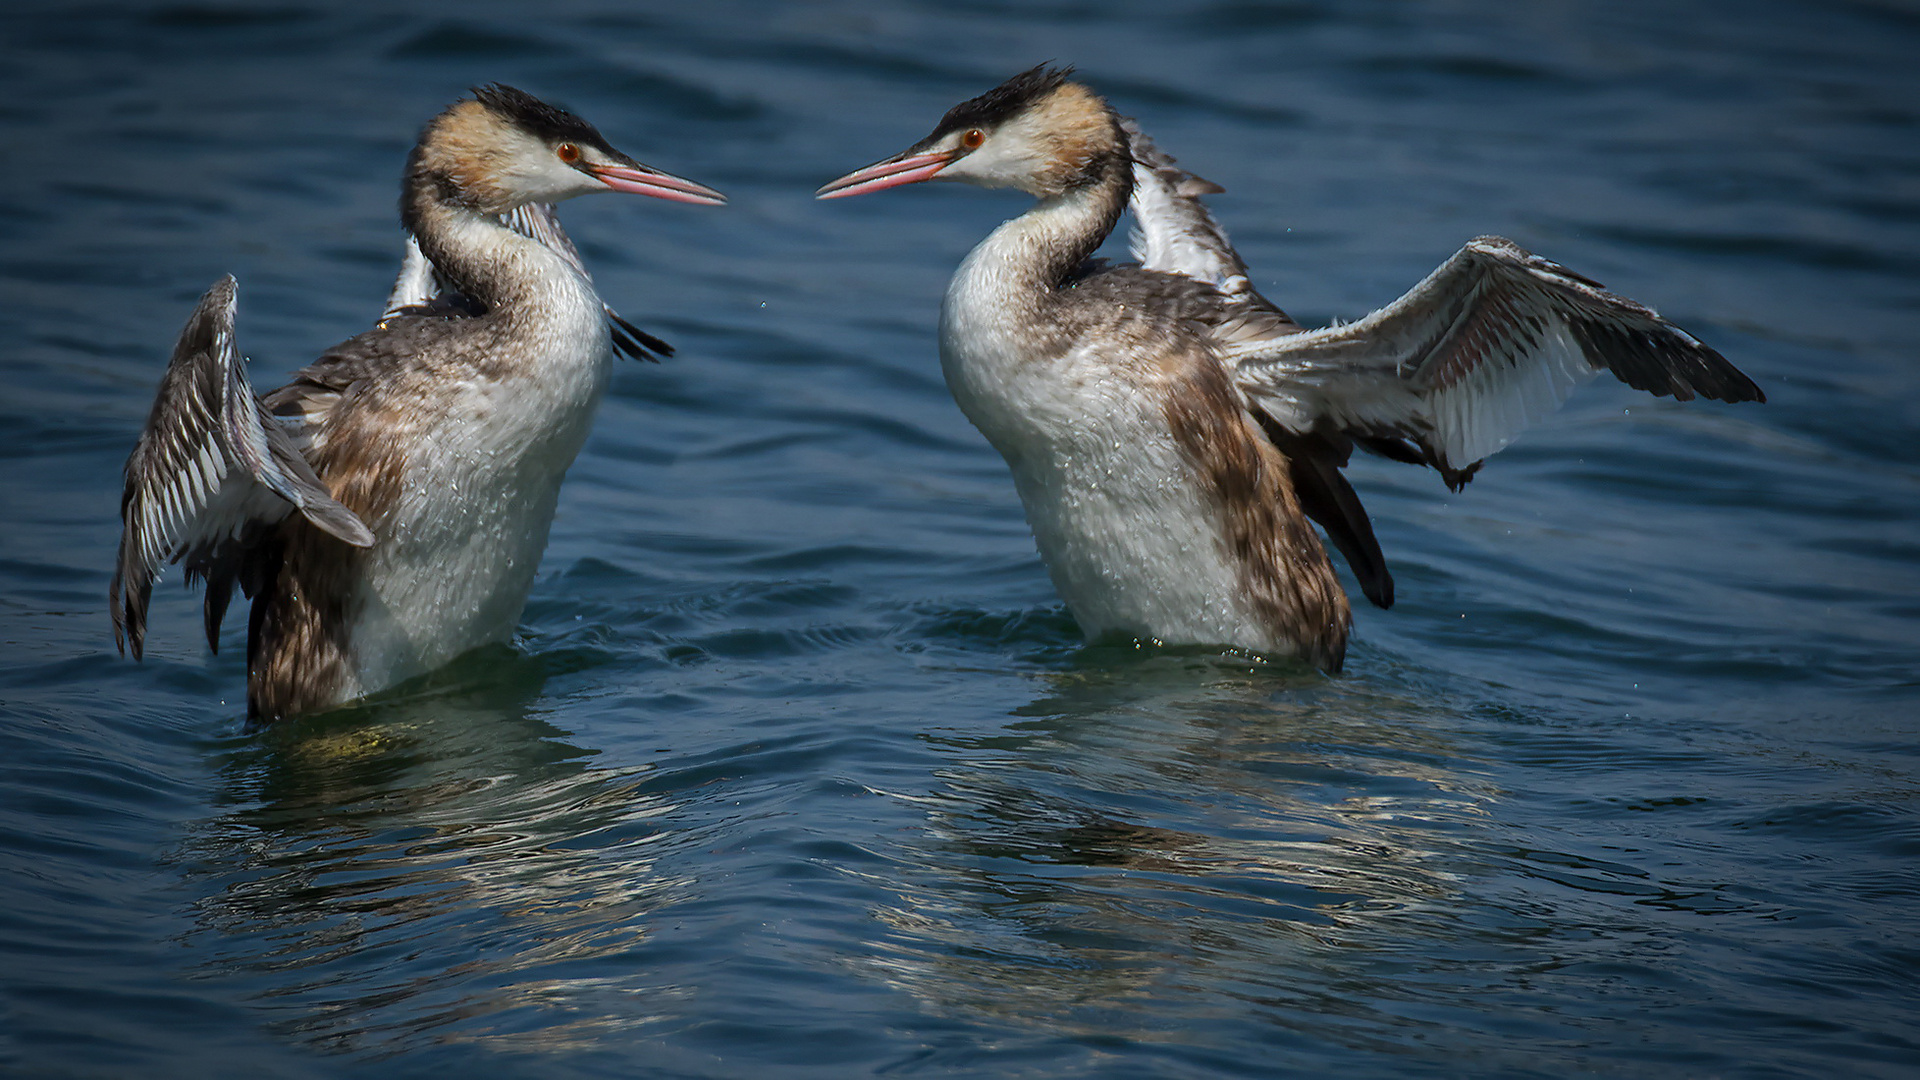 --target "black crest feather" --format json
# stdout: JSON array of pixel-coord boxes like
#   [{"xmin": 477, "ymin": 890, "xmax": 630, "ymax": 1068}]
[
  {"xmin": 936, "ymin": 63, "xmax": 1075, "ymax": 134},
  {"xmin": 471, "ymin": 83, "xmax": 610, "ymax": 150}
]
